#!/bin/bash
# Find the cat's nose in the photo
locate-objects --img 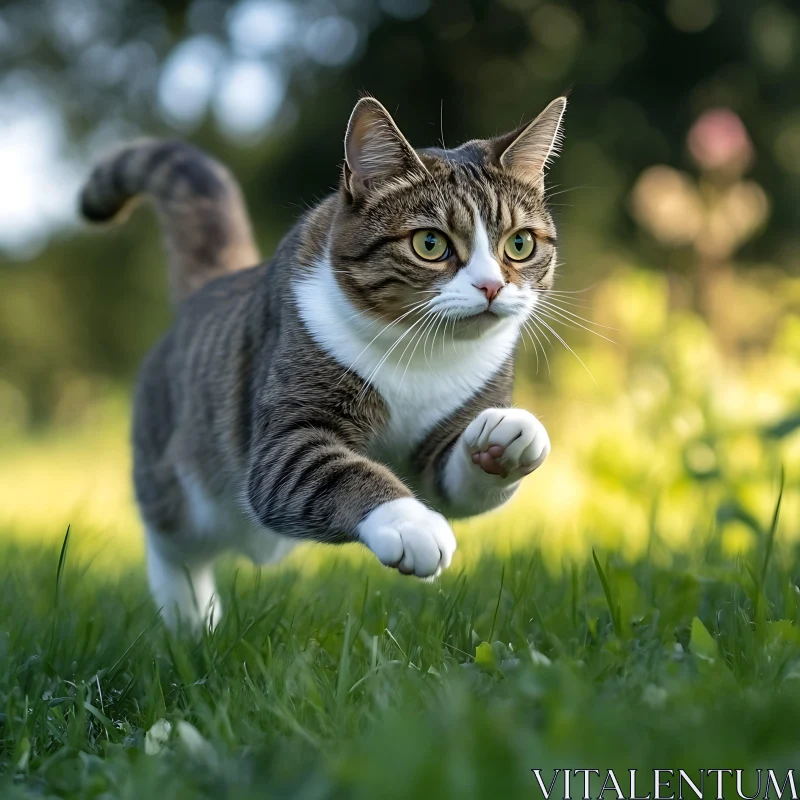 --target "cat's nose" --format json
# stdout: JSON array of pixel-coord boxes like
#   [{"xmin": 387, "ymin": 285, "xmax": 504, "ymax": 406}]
[{"xmin": 473, "ymin": 279, "xmax": 504, "ymax": 303}]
